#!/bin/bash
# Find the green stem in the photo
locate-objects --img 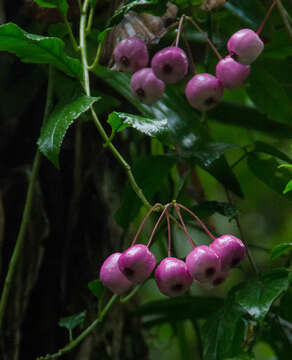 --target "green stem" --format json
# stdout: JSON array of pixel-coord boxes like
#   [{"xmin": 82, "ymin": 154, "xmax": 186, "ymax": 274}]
[
  {"xmin": 120, "ymin": 284, "xmax": 142, "ymax": 303},
  {"xmin": 36, "ymin": 294, "xmax": 118, "ymax": 360},
  {"xmin": 0, "ymin": 66, "xmax": 55, "ymax": 332},
  {"xmin": 69, "ymin": 329, "xmax": 73, "ymax": 343},
  {"xmin": 64, "ymin": 16, "xmax": 80, "ymax": 51},
  {"xmin": 86, "ymin": 5, "xmax": 95, "ymax": 33},
  {"xmin": 79, "ymin": 0, "xmax": 152, "ymax": 209},
  {"xmin": 87, "ymin": 40, "xmax": 103, "ymax": 70}
]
